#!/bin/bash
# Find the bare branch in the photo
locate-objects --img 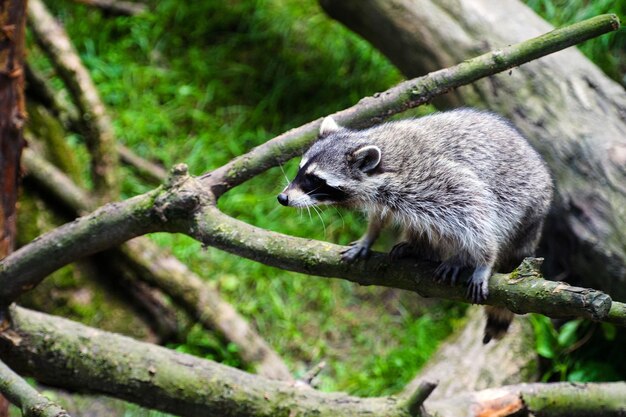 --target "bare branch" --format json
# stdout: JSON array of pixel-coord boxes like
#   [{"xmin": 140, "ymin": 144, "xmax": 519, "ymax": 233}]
[
  {"xmin": 203, "ymin": 13, "xmax": 620, "ymax": 198},
  {"xmin": 0, "ymin": 358, "xmax": 70, "ymax": 417},
  {"xmin": 28, "ymin": 0, "xmax": 119, "ymax": 201},
  {"xmin": 22, "ymin": 150, "xmax": 292, "ymax": 381},
  {"xmin": 426, "ymin": 381, "xmax": 626, "ymax": 417},
  {"xmin": 402, "ymin": 380, "xmax": 437, "ymax": 416}
]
